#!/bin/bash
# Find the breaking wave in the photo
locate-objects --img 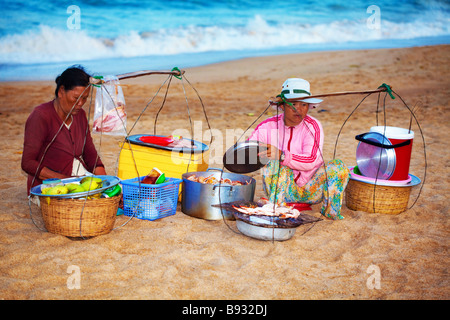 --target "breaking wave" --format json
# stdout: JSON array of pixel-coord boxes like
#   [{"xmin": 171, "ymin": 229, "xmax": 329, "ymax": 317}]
[{"xmin": 1, "ymin": 14, "xmax": 449, "ymax": 65}]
